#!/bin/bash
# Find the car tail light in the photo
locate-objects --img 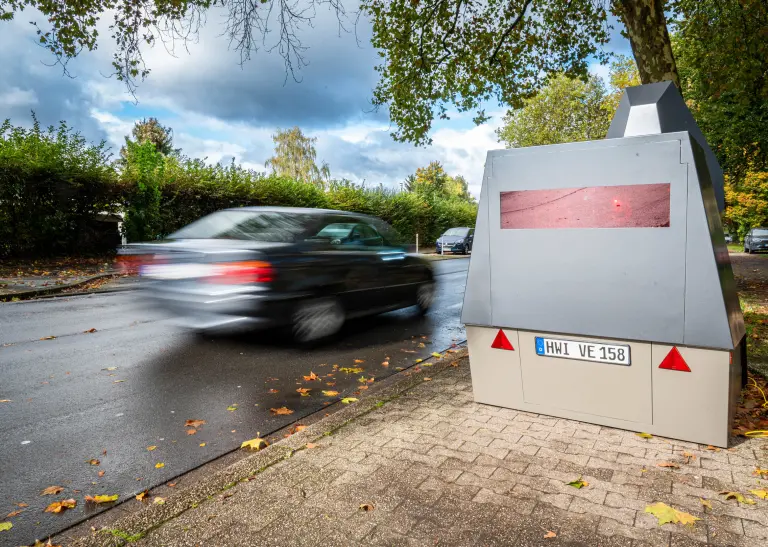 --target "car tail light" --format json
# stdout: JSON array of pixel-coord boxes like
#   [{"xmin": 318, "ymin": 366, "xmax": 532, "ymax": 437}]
[{"xmin": 205, "ymin": 261, "xmax": 274, "ymax": 284}]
